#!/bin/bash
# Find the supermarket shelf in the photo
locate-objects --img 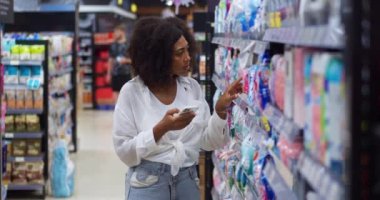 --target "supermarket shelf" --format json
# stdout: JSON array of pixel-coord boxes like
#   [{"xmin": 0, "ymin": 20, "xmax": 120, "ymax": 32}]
[
  {"xmin": 212, "ymin": 154, "xmax": 245, "ymax": 200},
  {"xmin": 212, "ymin": 36, "xmax": 268, "ymax": 54},
  {"xmin": 49, "ymin": 67, "xmax": 73, "ymax": 77},
  {"xmin": 79, "ymin": 32, "xmax": 92, "ymax": 37},
  {"xmin": 297, "ymin": 152, "xmax": 344, "ymax": 200},
  {"xmin": 8, "ymin": 154, "xmax": 44, "ymax": 163},
  {"xmin": 83, "ymin": 78, "xmax": 92, "ymax": 84},
  {"xmin": 50, "ymin": 85, "xmax": 73, "ymax": 95},
  {"xmin": 79, "ymin": 61, "xmax": 92, "ymax": 65},
  {"xmin": 82, "ymin": 104, "xmax": 93, "ymax": 109},
  {"xmin": 78, "ymin": 51, "xmax": 92, "ymax": 57},
  {"xmin": 3, "ymin": 132, "xmax": 43, "ymax": 139},
  {"xmin": 4, "ymin": 84, "xmax": 28, "ymax": 90},
  {"xmin": 263, "ymin": 26, "xmax": 344, "ymax": 49},
  {"xmin": 263, "ymin": 104, "xmax": 301, "ymax": 142},
  {"xmin": 242, "ymin": 171, "xmax": 259, "ymax": 199},
  {"xmin": 268, "ymin": 149, "xmax": 294, "ymax": 188},
  {"xmin": 79, "ymin": 5, "xmax": 137, "ymax": 19},
  {"xmin": 83, "ymin": 68, "xmax": 93, "ymax": 74},
  {"xmin": 214, "ymin": 72, "xmax": 301, "ymax": 142},
  {"xmin": 7, "ymin": 183, "xmax": 44, "ymax": 191},
  {"xmin": 263, "ymin": 161, "xmax": 297, "ymax": 200},
  {"xmin": 6, "ymin": 109, "xmax": 43, "ymax": 115},
  {"xmin": 1, "ymin": 59, "xmax": 43, "ymax": 66},
  {"xmin": 51, "ymin": 52, "xmax": 72, "ymax": 58},
  {"xmin": 213, "ymin": 32, "xmax": 262, "ymax": 41}
]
